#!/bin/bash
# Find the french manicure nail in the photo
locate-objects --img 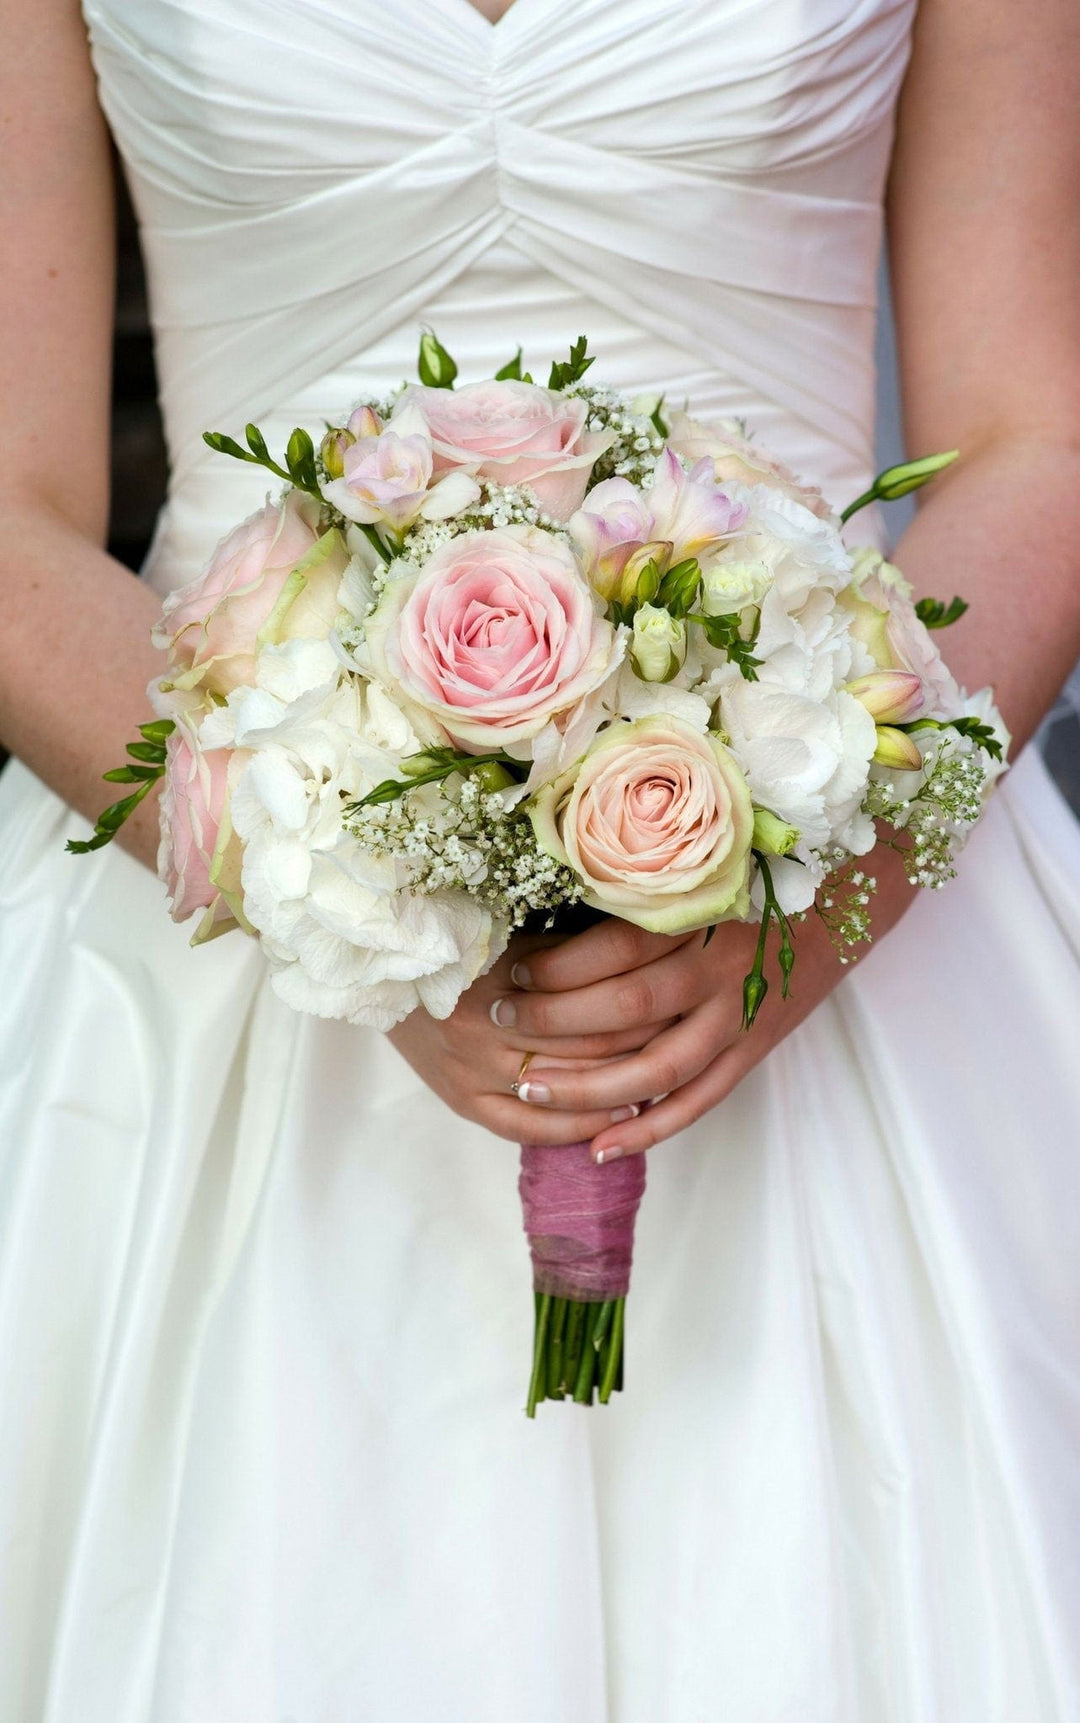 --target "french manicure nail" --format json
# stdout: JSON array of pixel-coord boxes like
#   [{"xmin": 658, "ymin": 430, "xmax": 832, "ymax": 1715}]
[
  {"xmin": 517, "ymin": 1079, "xmax": 551, "ymax": 1105},
  {"xmin": 510, "ymin": 961, "xmax": 532, "ymax": 988},
  {"xmin": 489, "ymin": 997, "xmax": 517, "ymax": 1027},
  {"xmin": 609, "ymin": 1104, "xmax": 640, "ymax": 1124},
  {"xmin": 595, "ymin": 1145, "xmax": 626, "ymax": 1164}
]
